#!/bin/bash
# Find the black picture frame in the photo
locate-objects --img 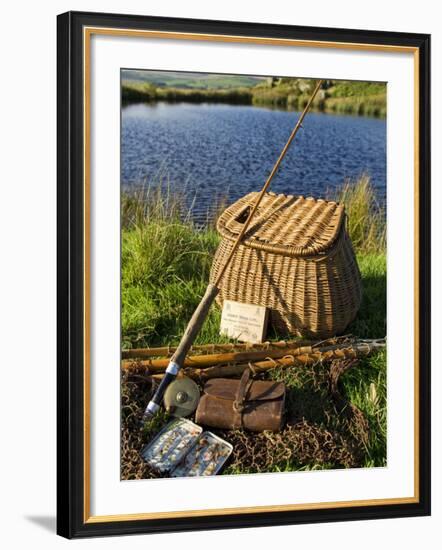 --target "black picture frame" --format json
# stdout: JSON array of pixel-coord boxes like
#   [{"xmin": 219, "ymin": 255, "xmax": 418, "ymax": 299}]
[{"xmin": 57, "ymin": 10, "xmax": 431, "ymax": 539}]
